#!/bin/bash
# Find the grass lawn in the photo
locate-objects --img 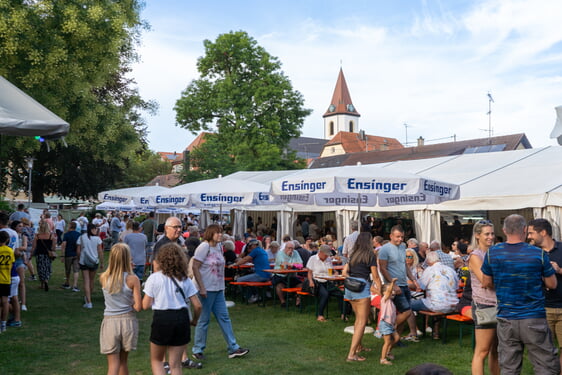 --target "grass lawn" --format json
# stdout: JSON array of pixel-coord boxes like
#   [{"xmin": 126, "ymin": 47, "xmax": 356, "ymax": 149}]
[{"xmin": 1, "ymin": 253, "xmax": 534, "ymax": 375}]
